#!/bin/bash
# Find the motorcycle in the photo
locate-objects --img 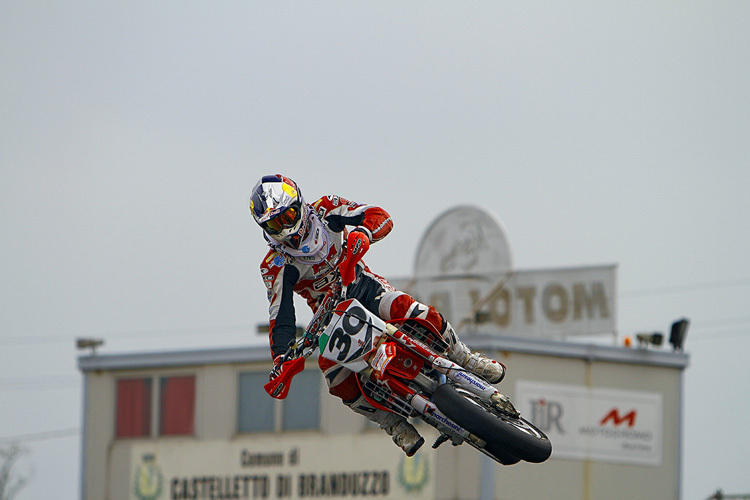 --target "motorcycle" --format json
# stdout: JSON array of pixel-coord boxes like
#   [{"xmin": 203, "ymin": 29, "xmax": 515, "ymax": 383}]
[{"xmin": 264, "ymin": 267, "xmax": 552, "ymax": 466}]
